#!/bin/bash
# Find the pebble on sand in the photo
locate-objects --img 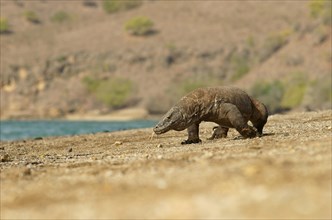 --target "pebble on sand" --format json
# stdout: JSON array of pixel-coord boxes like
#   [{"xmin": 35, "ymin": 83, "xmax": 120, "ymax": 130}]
[{"xmin": 114, "ymin": 141, "xmax": 123, "ymax": 146}]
